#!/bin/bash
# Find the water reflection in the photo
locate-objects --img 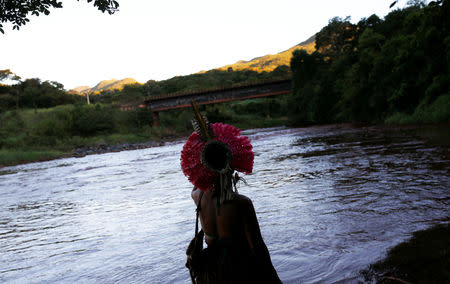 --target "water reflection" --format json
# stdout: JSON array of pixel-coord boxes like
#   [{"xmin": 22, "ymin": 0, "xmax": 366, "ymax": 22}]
[{"xmin": 0, "ymin": 125, "xmax": 448, "ymax": 283}]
